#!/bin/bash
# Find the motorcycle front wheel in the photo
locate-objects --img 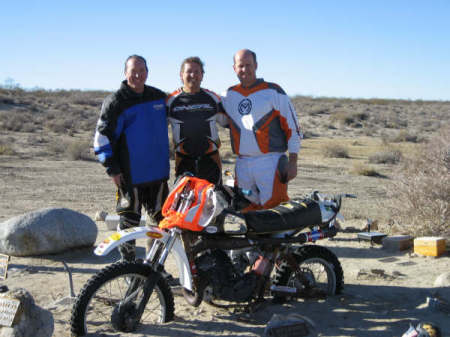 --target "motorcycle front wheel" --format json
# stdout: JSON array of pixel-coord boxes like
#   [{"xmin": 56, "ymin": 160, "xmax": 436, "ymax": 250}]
[
  {"xmin": 70, "ymin": 261, "xmax": 174, "ymax": 336},
  {"xmin": 273, "ymin": 245, "xmax": 344, "ymax": 301}
]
